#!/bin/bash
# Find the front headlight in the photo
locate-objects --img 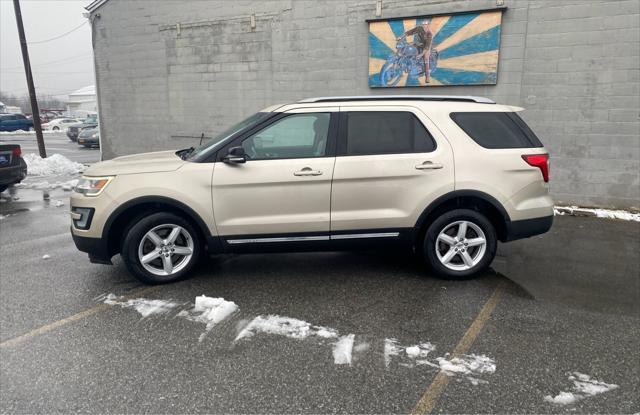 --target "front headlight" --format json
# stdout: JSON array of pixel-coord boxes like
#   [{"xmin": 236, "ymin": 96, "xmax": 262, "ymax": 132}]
[
  {"xmin": 74, "ymin": 176, "xmax": 114, "ymax": 196},
  {"xmin": 91, "ymin": 133, "xmax": 99, "ymax": 138}
]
